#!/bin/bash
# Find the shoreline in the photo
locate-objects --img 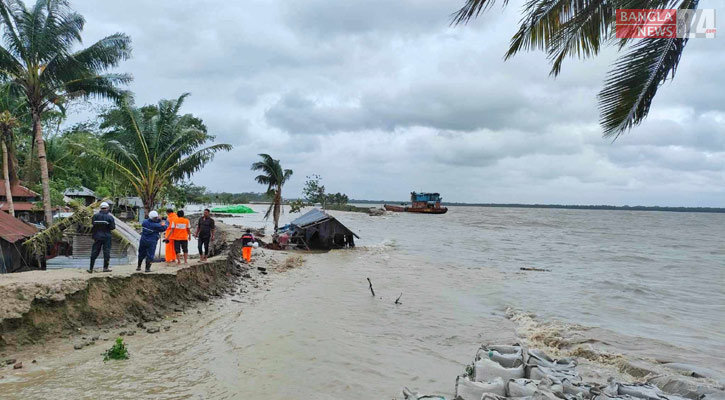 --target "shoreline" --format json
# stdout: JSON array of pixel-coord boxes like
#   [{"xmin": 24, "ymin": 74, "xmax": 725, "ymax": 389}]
[{"xmin": 0, "ymin": 221, "xmax": 303, "ymax": 375}]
